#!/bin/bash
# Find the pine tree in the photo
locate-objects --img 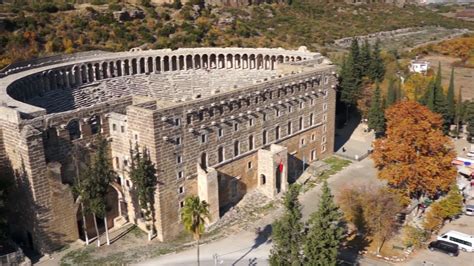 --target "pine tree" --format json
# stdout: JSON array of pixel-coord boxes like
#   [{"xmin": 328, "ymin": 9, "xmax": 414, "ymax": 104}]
[
  {"xmin": 304, "ymin": 181, "xmax": 344, "ymax": 266},
  {"xmin": 269, "ymin": 185, "xmax": 304, "ymax": 265},
  {"xmin": 466, "ymin": 102, "xmax": 474, "ymax": 142},
  {"xmin": 369, "ymin": 39, "xmax": 385, "ymax": 82},
  {"xmin": 350, "ymin": 38, "xmax": 362, "ymax": 79},
  {"xmin": 386, "ymin": 79, "xmax": 396, "ymax": 107},
  {"xmin": 423, "ymin": 80, "xmax": 436, "ymax": 111},
  {"xmin": 129, "ymin": 145, "xmax": 158, "ymax": 241},
  {"xmin": 455, "ymin": 87, "xmax": 463, "ymax": 138},
  {"xmin": 368, "ymin": 84, "xmax": 385, "ymax": 134},
  {"xmin": 447, "ymin": 67, "xmax": 455, "ymax": 123},
  {"xmin": 360, "ymin": 39, "xmax": 371, "ymax": 77},
  {"xmin": 339, "ymin": 56, "xmax": 360, "ymax": 122}
]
